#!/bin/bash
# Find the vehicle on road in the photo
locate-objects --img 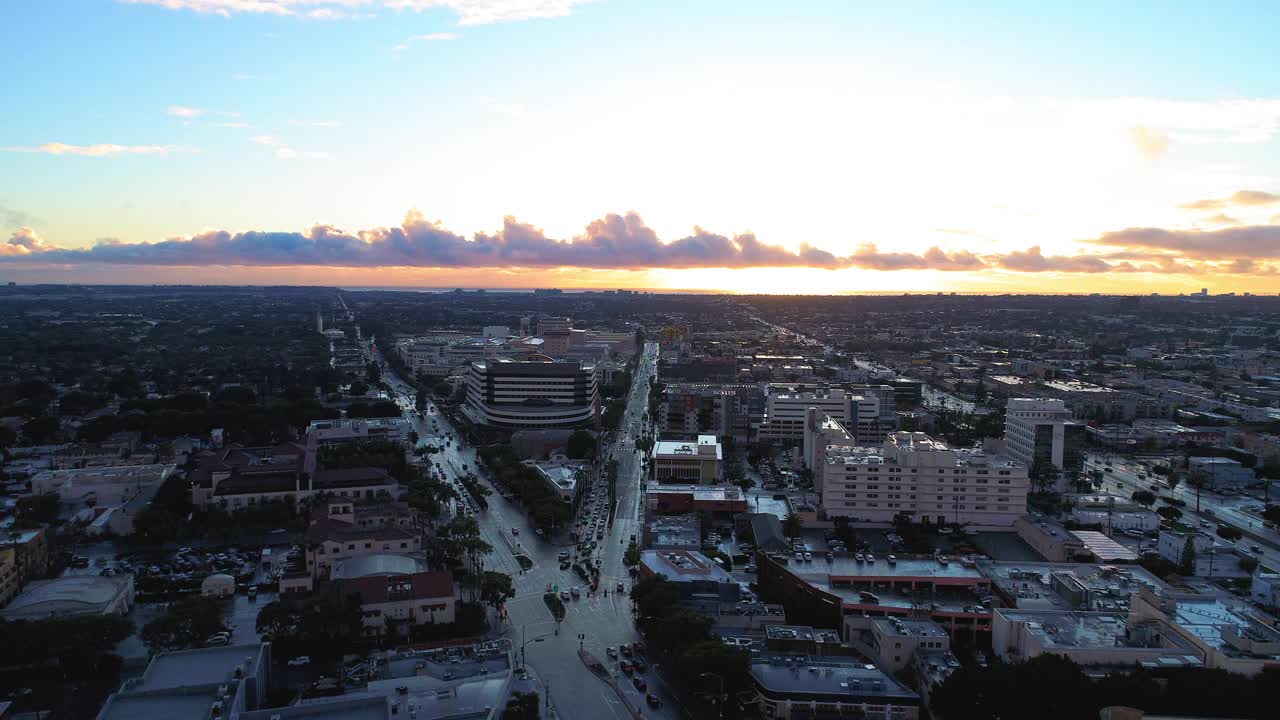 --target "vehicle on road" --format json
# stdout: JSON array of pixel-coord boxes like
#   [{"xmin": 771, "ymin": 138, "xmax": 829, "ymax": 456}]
[
  {"xmin": 511, "ymin": 527, "xmax": 519, "ymax": 535},
  {"xmin": 646, "ymin": 693, "xmax": 662, "ymax": 708},
  {"xmin": 606, "ymin": 647, "xmax": 618, "ymax": 658},
  {"xmin": 632, "ymin": 677, "xmax": 647, "ymax": 691},
  {"xmin": 288, "ymin": 656, "xmax": 311, "ymax": 667},
  {"xmin": 620, "ymin": 643, "xmax": 632, "ymax": 657}
]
